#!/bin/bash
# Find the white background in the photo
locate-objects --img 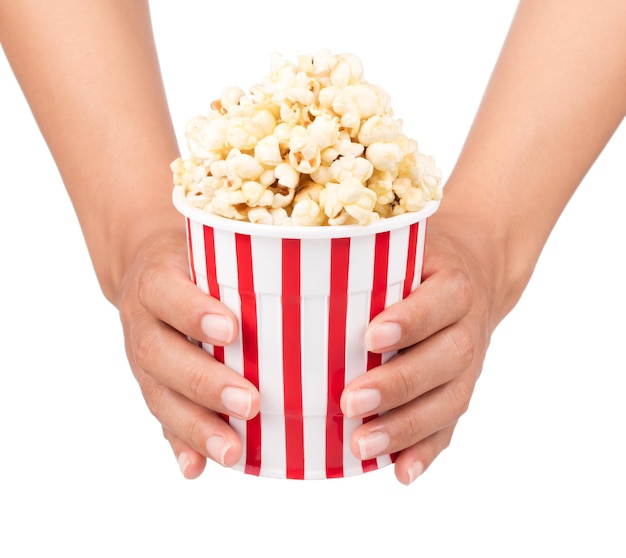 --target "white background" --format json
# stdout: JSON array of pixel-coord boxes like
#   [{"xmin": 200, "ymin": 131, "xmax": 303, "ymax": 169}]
[{"xmin": 1, "ymin": 1, "xmax": 624, "ymax": 556}]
